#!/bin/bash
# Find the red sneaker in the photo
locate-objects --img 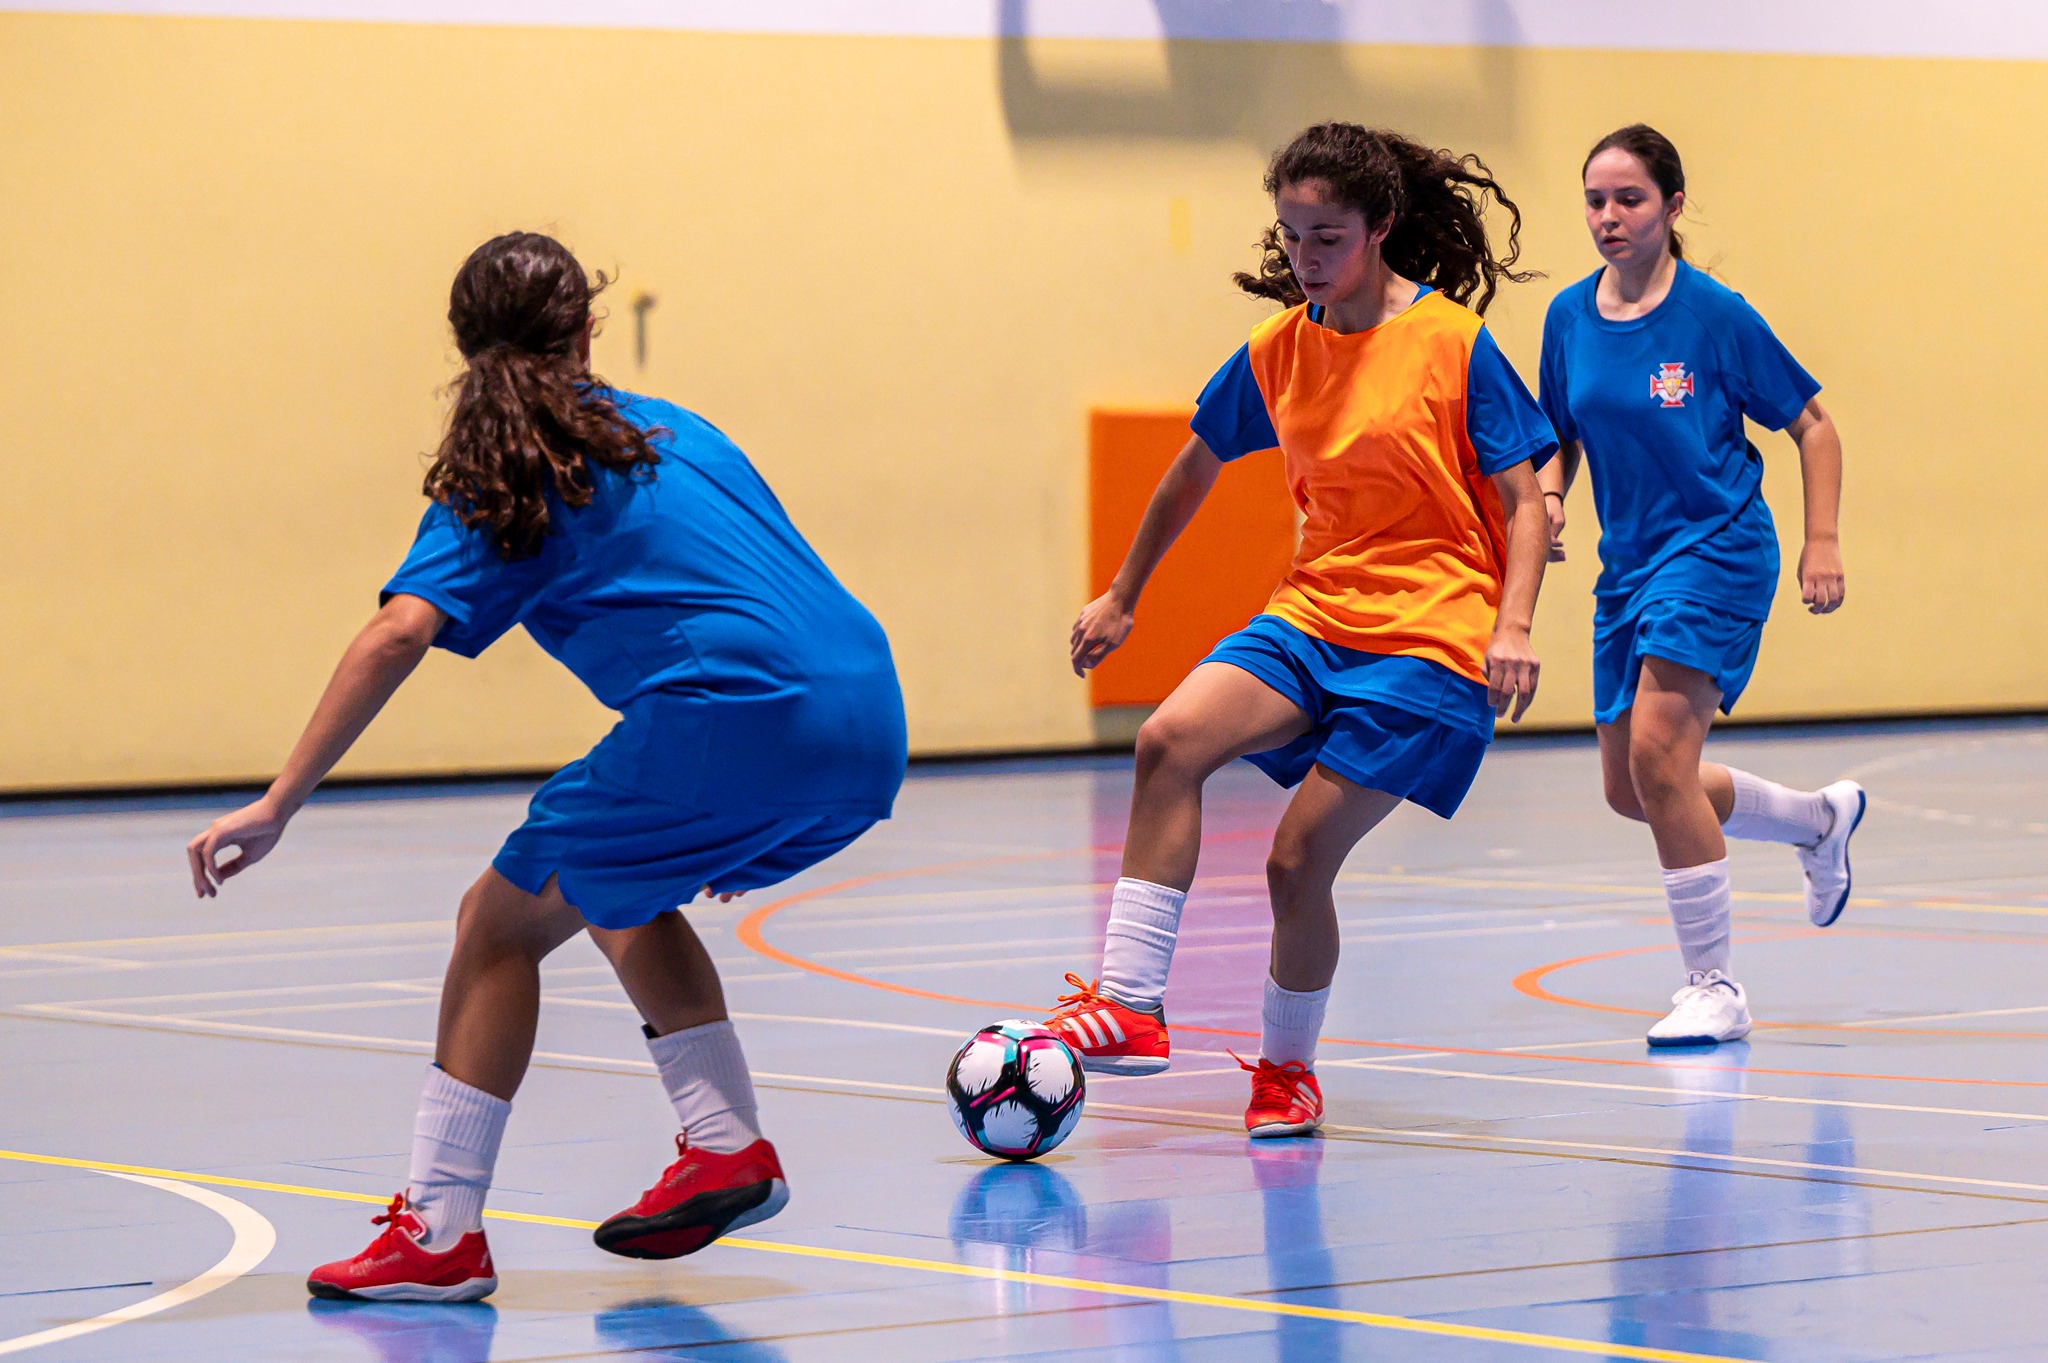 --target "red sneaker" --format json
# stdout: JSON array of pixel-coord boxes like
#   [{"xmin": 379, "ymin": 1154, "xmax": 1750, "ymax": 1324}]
[
  {"xmin": 1237, "ymin": 1054, "xmax": 1323, "ymax": 1138},
  {"xmin": 594, "ymin": 1136, "xmax": 789, "ymax": 1259},
  {"xmin": 1046, "ymin": 973, "xmax": 1170, "ymax": 1076},
  {"xmin": 306, "ymin": 1193, "xmax": 497, "ymax": 1302}
]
